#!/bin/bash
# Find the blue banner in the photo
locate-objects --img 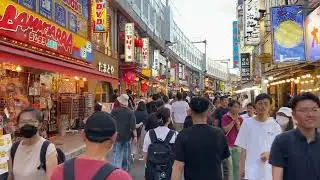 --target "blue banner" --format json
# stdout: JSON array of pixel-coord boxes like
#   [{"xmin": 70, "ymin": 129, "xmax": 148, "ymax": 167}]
[
  {"xmin": 271, "ymin": 5, "xmax": 306, "ymax": 63},
  {"xmin": 18, "ymin": 0, "xmax": 36, "ymax": 11},
  {"xmin": 233, "ymin": 21, "xmax": 239, "ymax": 68},
  {"xmin": 55, "ymin": 3, "xmax": 66, "ymax": 27},
  {"xmin": 39, "ymin": 0, "xmax": 53, "ymax": 19},
  {"xmin": 82, "ymin": 0, "xmax": 89, "ymax": 20},
  {"xmin": 68, "ymin": 12, "xmax": 78, "ymax": 33}
]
